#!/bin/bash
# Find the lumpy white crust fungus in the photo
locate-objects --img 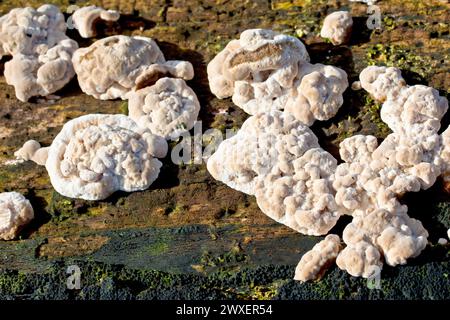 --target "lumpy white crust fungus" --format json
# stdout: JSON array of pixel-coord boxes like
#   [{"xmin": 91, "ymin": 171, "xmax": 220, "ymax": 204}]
[
  {"xmin": 336, "ymin": 241, "xmax": 382, "ymax": 278},
  {"xmin": 0, "ymin": 192, "xmax": 34, "ymax": 241},
  {"xmin": 127, "ymin": 77, "xmax": 200, "ymax": 140},
  {"xmin": 320, "ymin": 11, "xmax": 353, "ymax": 46},
  {"xmin": 14, "ymin": 140, "xmax": 49, "ymax": 166},
  {"xmin": 207, "ymin": 111, "xmax": 340, "ymax": 235},
  {"xmin": 207, "ymin": 61, "xmax": 448, "ymax": 279},
  {"xmin": 359, "ymin": 66, "xmax": 406, "ymax": 102},
  {"xmin": 285, "ymin": 63, "xmax": 348, "ymax": 126},
  {"xmin": 207, "ymin": 29, "xmax": 348, "ymax": 126},
  {"xmin": 294, "ymin": 234, "xmax": 342, "ymax": 282},
  {"xmin": 72, "ymin": 35, "xmax": 166, "ymax": 100},
  {"xmin": 0, "ymin": 5, "xmax": 79, "ymax": 101},
  {"xmin": 4, "ymin": 39, "xmax": 78, "ymax": 102},
  {"xmin": 71, "ymin": 5, "xmax": 120, "ymax": 38},
  {"xmin": 18, "ymin": 114, "xmax": 168, "ymax": 200},
  {"xmin": 0, "ymin": 4, "xmax": 67, "ymax": 58}
]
